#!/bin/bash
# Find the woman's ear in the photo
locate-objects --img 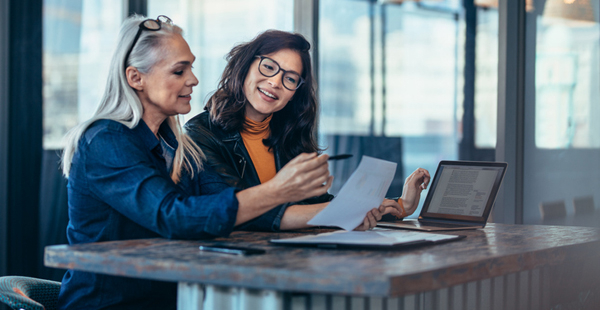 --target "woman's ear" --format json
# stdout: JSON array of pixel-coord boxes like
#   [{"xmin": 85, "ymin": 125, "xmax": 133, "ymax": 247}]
[{"xmin": 126, "ymin": 67, "xmax": 143, "ymax": 91}]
